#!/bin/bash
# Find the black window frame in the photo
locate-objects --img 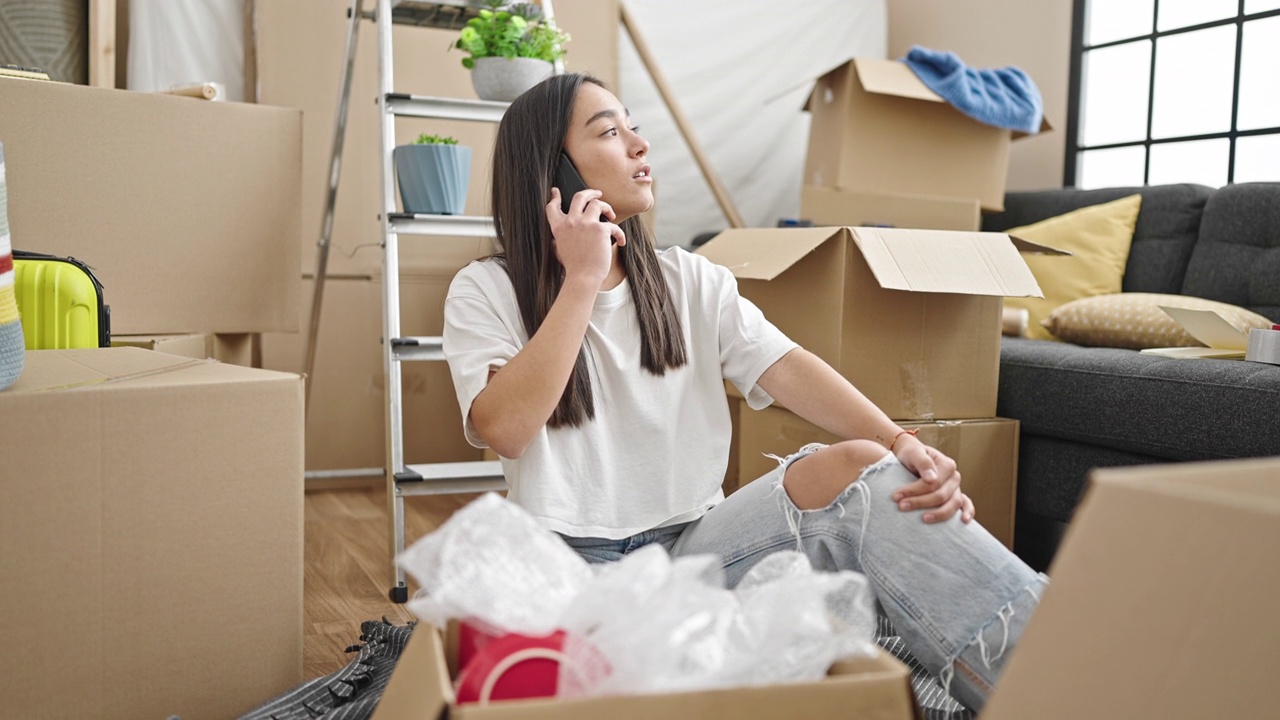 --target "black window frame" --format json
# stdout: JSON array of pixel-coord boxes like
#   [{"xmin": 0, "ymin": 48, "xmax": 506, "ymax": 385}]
[{"xmin": 1065, "ymin": 0, "xmax": 1280, "ymax": 187}]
